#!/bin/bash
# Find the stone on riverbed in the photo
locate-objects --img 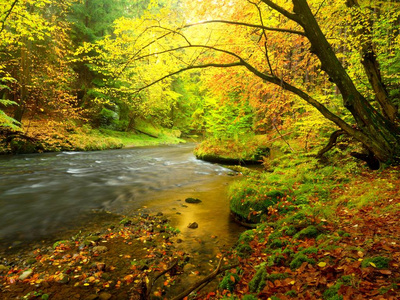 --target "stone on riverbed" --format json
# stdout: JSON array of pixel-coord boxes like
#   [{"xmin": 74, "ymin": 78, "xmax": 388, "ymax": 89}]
[
  {"xmin": 188, "ymin": 222, "xmax": 198, "ymax": 229},
  {"xmin": 185, "ymin": 198, "xmax": 202, "ymax": 204},
  {"xmin": 92, "ymin": 245, "xmax": 108, "ymax": 254}
]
